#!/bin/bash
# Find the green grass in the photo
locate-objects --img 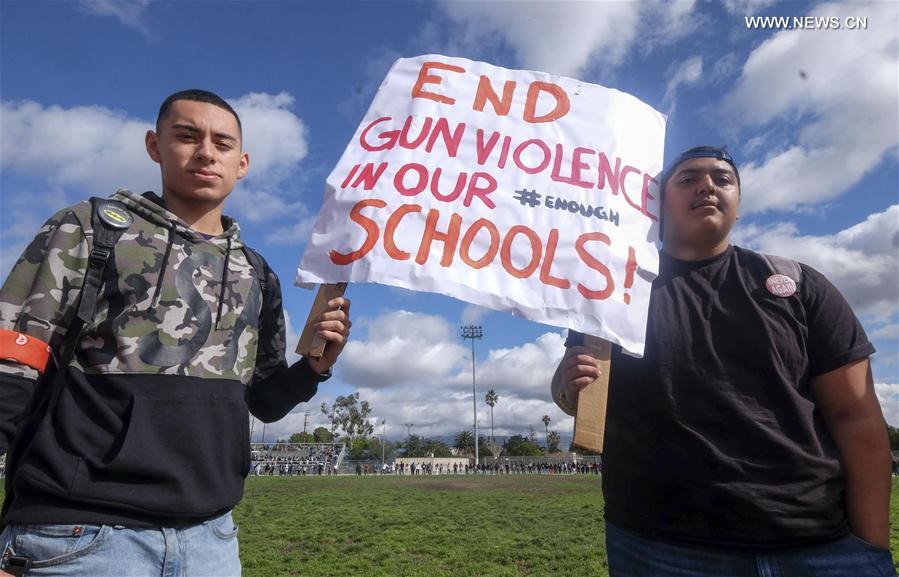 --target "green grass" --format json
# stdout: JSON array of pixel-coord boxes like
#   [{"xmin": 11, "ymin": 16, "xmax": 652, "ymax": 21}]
[
  {"xmin": 5, "ymin": 476, "xmax": 899, "ymax": 575},
  {"xmin": 235, "ymin": 475, "xmax": 607, "ymax": 577}
]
